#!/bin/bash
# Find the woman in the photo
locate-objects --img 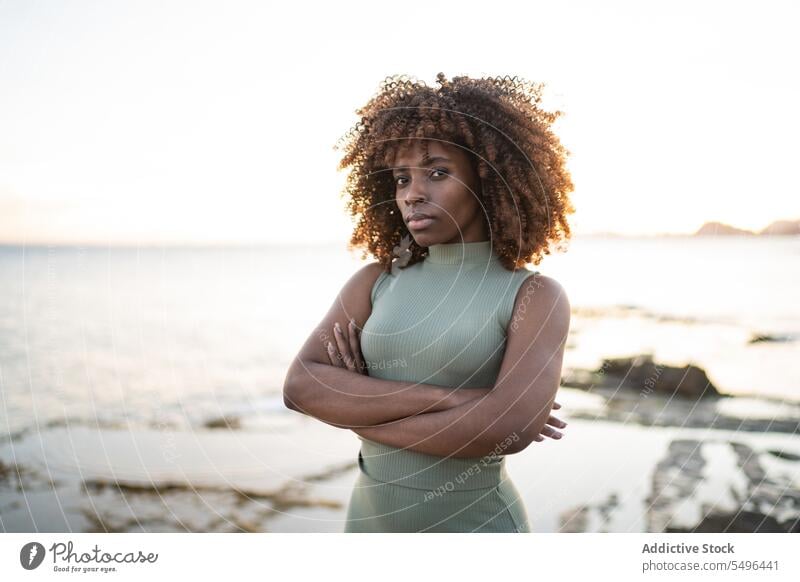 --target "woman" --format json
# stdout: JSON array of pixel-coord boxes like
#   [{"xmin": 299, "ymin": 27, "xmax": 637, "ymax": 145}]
[{"xmin": 283, "ymin": 72, "xmax": 575, "ymax": 532}]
